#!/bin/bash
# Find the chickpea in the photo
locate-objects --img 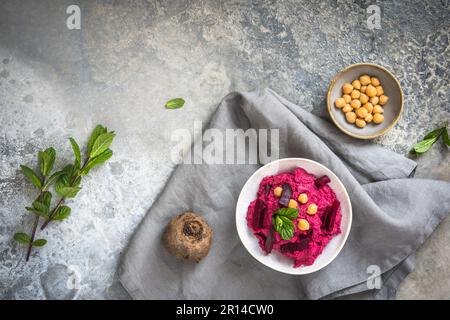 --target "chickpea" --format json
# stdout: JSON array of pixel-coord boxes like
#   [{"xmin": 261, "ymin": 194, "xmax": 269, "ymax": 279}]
[
  {"xmin": 373, "ymin": 105, "xmax": 384, "ymax": 114},
  {"xmin": 373, "ymin": 113, "xmax": 384, "ymax": 124},
  {"xmin": 298, "ymin": 219, "xmax": 310, "ymax": 231},
  {"xmin": 342, "ymin": 104, "xmax": 352, "ymax": 113},
  {"xmin": 365, "ymin": 113, "xmax": 373, "ymax": 123},
  {"xmin": 345, "ymin": 111, "xmax": 357, "ymax": 124},
  {"xmin": 370, "ymin": 96, "xmax": 379, "ymax": 105},
  {"xmin": 366, "ymin": 84, "xmax": 377, "ymax": 97},
  {"xmin": 351, "ymin": 79, "xmax": 361, "ymax": 90},
  {"xmin": 355, "ymin": 118, "xmax": 367, "ymax": 128},
  {"xmin": 342, "ymin": 94, "xmax": 352, "ymax": 104},
  {"xmin": 288, "ymin": 199, "xmax": 298, "ymax": 209},
  {"xmin": 350, "ymin": 99, "xmax": 361, "ymax": 109},
  {"xmin": 370, "ymin": 77, "xmax": 380, "ymax": 86},
  {"xmin": 360, "ymin": 85, "xmax": 367, "ymax": 94},
  {"xmin": 334, "ymin": 97, "xmax": 346, "ymax": 108},
  {"xmin": 351, "ymin": 89, "xmax": 361, "ymax": 99},
  {"xmin": 359, "ymin": 93, "xmax": 369, "ymax": 104},
  {"xmin": 298, "ymin": 193, "xmax": 308, "ymax": 204},
  {"xmin": 360, "ymin": 75, "xmax": 371, "ymax": 86},
  {"xmin": 376, "ymin": 85, "xmax": 384, "ymax": 96},
  {"xmin": 356, "ymin": 107, "xmax": 368, "ymax": 118},
  {"xmin": 379, "ymin": 95, "xmax": 389, "ymax": 105},
  {"xmin": 274, "ymin": 187, "xmax": 283, "ymax": 197},
  {"xmin": 363, "ymin": 102, "xmax": 373, "ymax": 113},
  {"xmin": 342, "ymin": 83, "xmax": 353, "ymax": 94},
  {"xmin": 306, "ymin": 203, "xmax": 318, "ymax": 215}
]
